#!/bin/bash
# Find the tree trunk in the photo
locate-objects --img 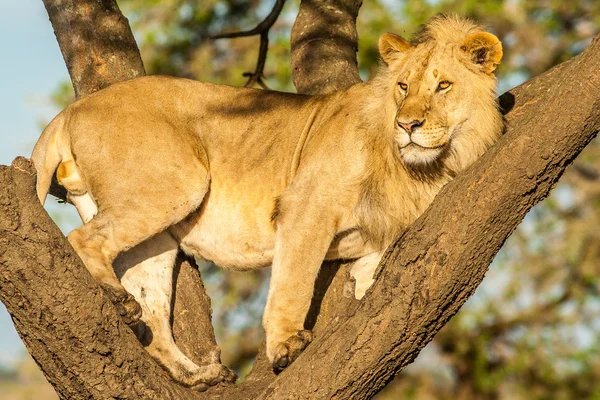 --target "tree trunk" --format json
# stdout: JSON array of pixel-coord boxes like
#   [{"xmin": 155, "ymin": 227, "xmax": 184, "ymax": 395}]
[
  {"xmin": 0, "ymin": 159, "xmax": 191, "ymax": 399},
  {"xmin": 41, "ymin": 0, "xmax": 145, "ymax": 99},
  {"xmin": 290, "ymin": 0, "xmax": 363, "ymax": 94},
  {"xmin": 1, "ymin": 1, "xmax": 599, "ymax": 399}
]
